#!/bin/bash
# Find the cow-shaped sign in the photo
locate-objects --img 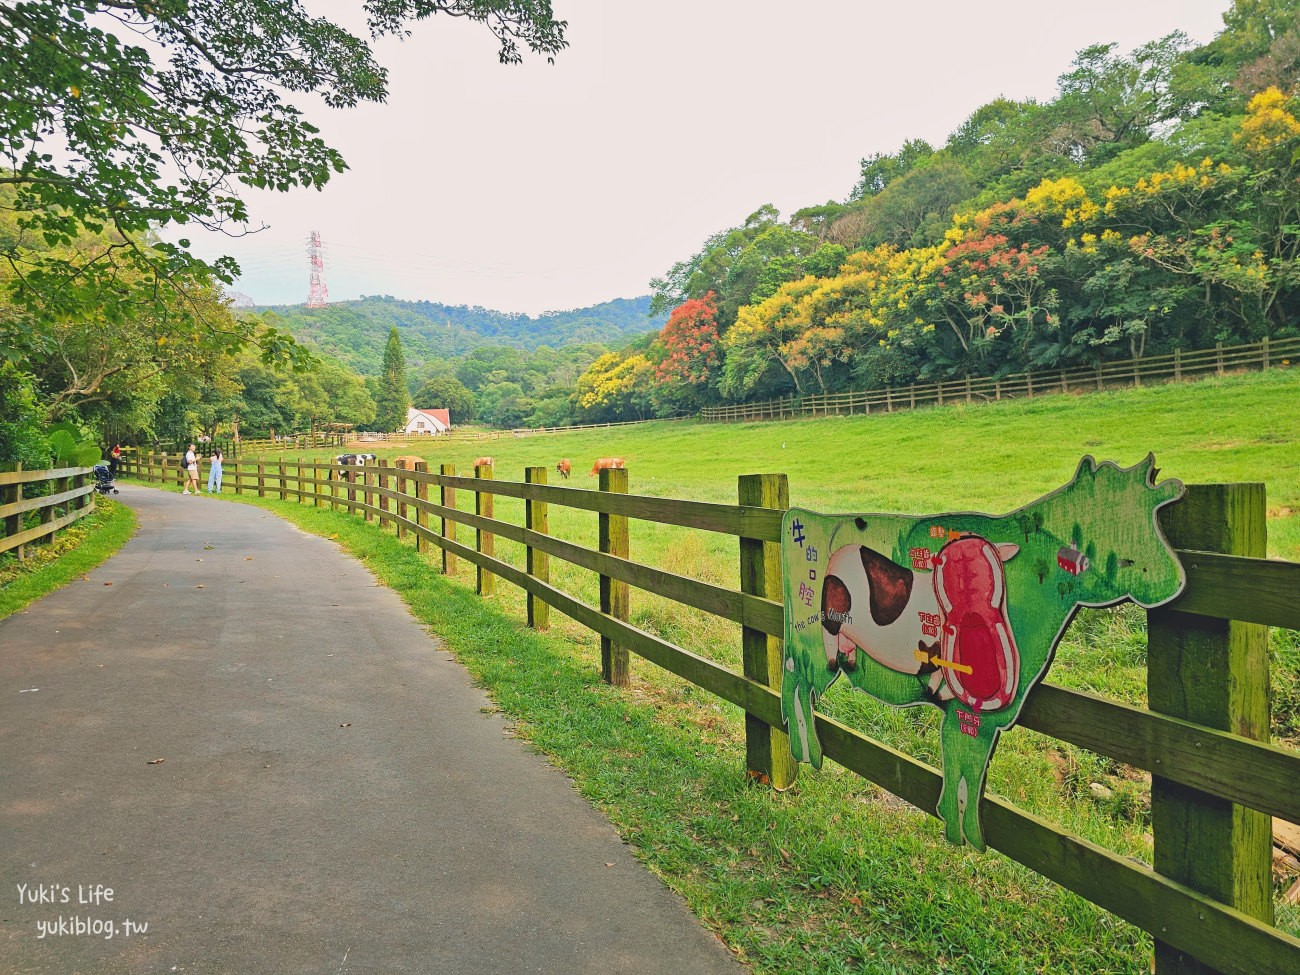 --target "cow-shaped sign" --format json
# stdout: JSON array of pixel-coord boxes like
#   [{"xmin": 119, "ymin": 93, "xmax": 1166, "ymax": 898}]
[{"xmin": 780, "ymin": 455, "xmax": 1185, "ymax": 849}]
